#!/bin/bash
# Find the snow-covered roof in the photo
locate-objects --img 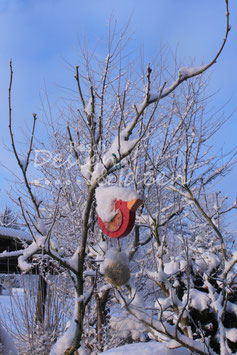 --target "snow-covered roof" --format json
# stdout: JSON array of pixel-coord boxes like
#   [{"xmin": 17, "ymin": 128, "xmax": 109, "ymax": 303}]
[{"xmin": 0, "ymin": 226, "xmax": 32, "ymax": 242}]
